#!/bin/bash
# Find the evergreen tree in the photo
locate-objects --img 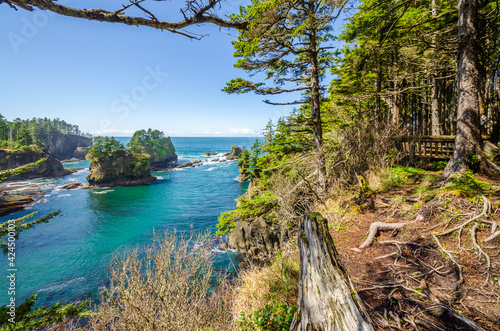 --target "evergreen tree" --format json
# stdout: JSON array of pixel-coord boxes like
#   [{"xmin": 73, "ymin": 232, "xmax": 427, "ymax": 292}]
[{"xmin": 224, "ymin": 0, "xmax": 347, "ymax": 194}]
